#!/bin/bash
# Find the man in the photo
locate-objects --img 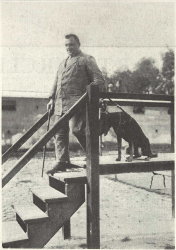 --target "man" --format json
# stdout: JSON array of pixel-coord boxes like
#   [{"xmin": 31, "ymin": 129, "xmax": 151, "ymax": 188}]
[{"xmin": 47, "ymin": 34, "xmax": 105, "ymax": 174}]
